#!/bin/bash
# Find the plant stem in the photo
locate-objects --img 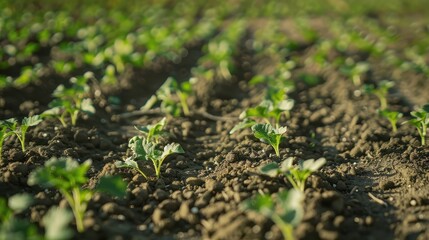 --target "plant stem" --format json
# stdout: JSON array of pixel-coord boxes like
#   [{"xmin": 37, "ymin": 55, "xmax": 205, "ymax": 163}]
[
  {"xmin": 179, "ymin": 94, "xmax": 190, "ymax": 116},
  {"xmin": 272, "ymin": 214, "xmax": 295, "ymax": 240},
  {"xmin": 390, "ymin": 120, "xmax": 397, "ymax": 133},
  {"xmin": 72, "ymin": 188, "xmax": 85, "ymax": 233},
  {"xmin": 136, "ymin": 168, "xmax": 148, "ymax": 179}
]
